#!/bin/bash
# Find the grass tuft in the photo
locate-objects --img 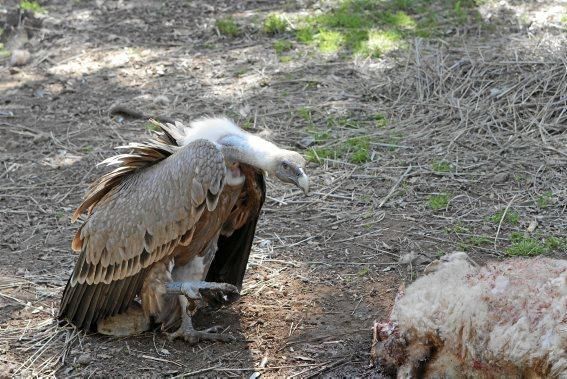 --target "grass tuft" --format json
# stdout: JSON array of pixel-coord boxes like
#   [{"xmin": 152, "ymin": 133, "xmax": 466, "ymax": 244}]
[
  {"xmin": 306, "ymin": 147, "xmax": 335, "ymax": 163},
  {"xmin": 536, "ymin": 191, "xmax": 552, "ymax": 209},
  {"xmin": 505, "ymin": 232, "xmax": 567, "ymax": 256},
  {"xmin": 0, "ymin": 43, "xmax": 10, "ymax": 59},
  {"xmin": 346, "ymin": 136, "xmax": 371, "ymax": 163},
  {"xmin": 314, "ymin": 29, "xmax": 344, "ymax": 53},
  {"xmin": 216, "ymin": 17, "xmax": 240, "ymax": 37},
  {"xmin": 263, "ymin": 14, "xmax": 288, "ymax": 35},
  {"xmin": 506, "ymin": 239, "xmax": 546, "ymax": 256},
  {"xmin": 489, "ymin": 209, "xmax": 520, "ymax": 225},
  {"xmin": 273, "ymin": 40, "xmax": 293, "ymax": 54},
  {"xmin": 432, "ymin": 160, "xmax": 452, "ymax": 173},
  {"xmin": 428, "ymin": 193, "xmax": 450, "ymax": 211},
  {"xmin": 20, "ymin": 0, "xmax": 45, "ymax": 13},
  {"xmin": 374, "ymin": 114, "xmax": 387, "ymax": 128},
  {"xmin": 291, "ymin": 0, "xmax": 484, "ymax": 57}
]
